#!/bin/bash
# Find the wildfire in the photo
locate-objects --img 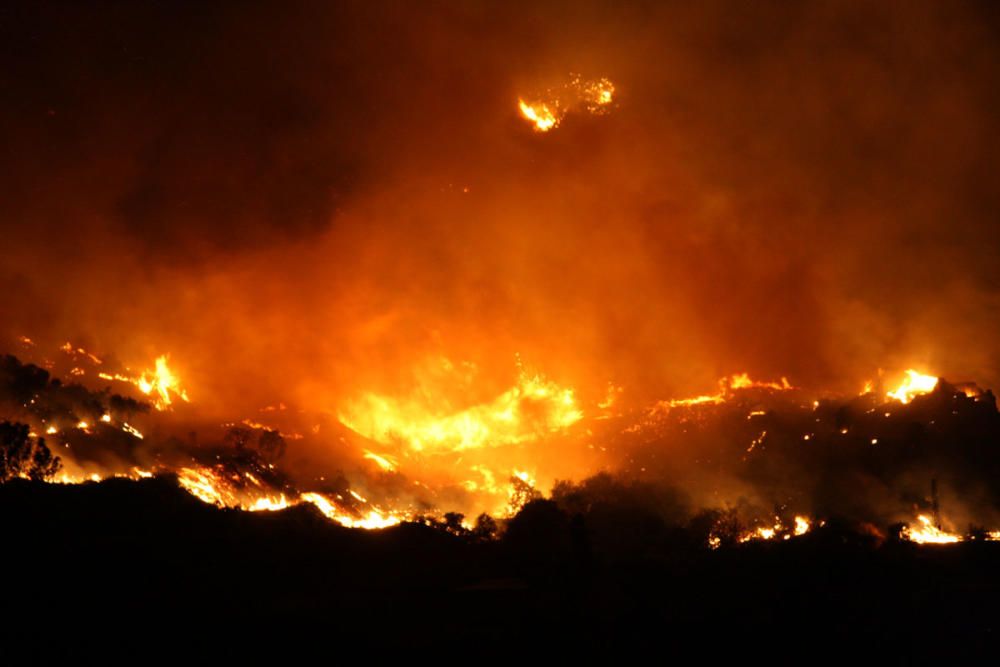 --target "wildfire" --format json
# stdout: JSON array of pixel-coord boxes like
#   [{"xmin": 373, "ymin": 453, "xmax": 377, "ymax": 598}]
[
  {"xmin": 901, "ymin": 515, "xmax": 962, "ymax": 544},
  {"xmin": 518, "ymin": 74, "xmax": 615, "ymax": 132},
  {"xmin": 61, "ymin": 342, "xmax": 103, "ymax": 365},
  {"xmin": 52, "ymin": 466, "xmax": 154, "ymax": 485},
  {"xmin": 657, "ymin": 373, "xmax": 794, "ymax": 410},
  {"xmin": 363, "ymin": 450, "xmax": 398, "ymax": 472},
  {"xmin": 518, "ymin": 100, "xmax": 559, "ymax": 132},
  {"xmin": 13, "ymin": 336, "xmax": 1000, "ymax": 543},
  {"xmin": 885, "ymin": 370, "xmax": 938, "ymax": 404},
  {"xmin": 94, "ymin": 354, "xmax": 189, "ymax": 410},
  {"xmin": 171, "ymin": 465, "xmax": 405, "ymax": 529},
  {"xmin": 339, "ymin": 365, "xmax": 582, "ymax": 453},
  {"xmin": 737, "ymin": 515, "xmax": 813, "ymax": 544},
  {"xmin": 176, "ymin": 466, "xmax": 273, "ymax": 508},
  {"xmin": 137, "ymin": 355, "xmax": 189, "ymax": 409},
  {"xmin": 300, "ymin": 492, "xmax": 402, "ymax": 529}
]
